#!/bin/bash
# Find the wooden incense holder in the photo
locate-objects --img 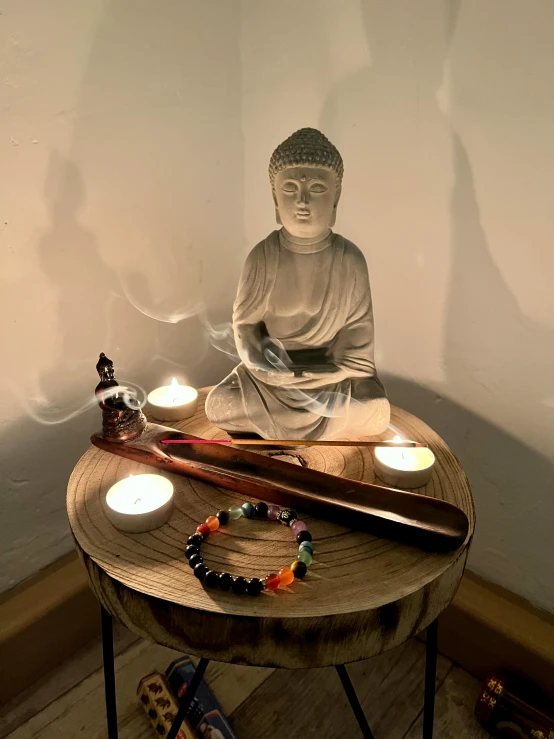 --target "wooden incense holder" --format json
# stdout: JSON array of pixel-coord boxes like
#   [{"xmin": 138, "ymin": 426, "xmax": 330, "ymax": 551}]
[{"xmin": 91, "ymin": 425, "xmax": 469, "ymax": 552}]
